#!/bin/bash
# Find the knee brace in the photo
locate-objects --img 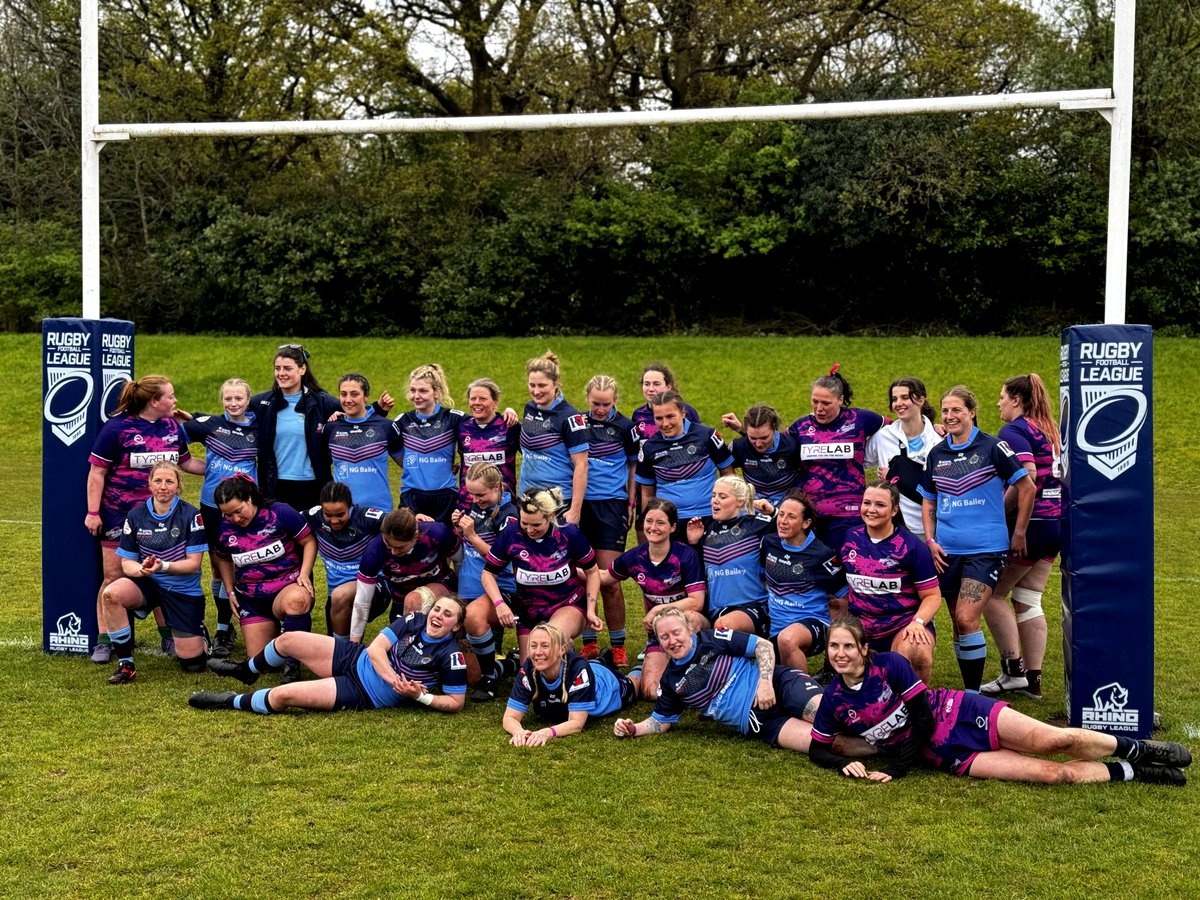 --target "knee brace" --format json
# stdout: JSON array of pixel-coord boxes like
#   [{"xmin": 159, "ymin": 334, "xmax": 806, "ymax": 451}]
[
  {"xmin": 178, "ymin": 652, "xmax": 209, "ymax": 673},
  {"xmin": 1012, "ymin": 586, "xmax": 1044, "ymax": 623},
  {"xmin": 412, "ymin": 586, "xmax": 438, "ymax": 612}
]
